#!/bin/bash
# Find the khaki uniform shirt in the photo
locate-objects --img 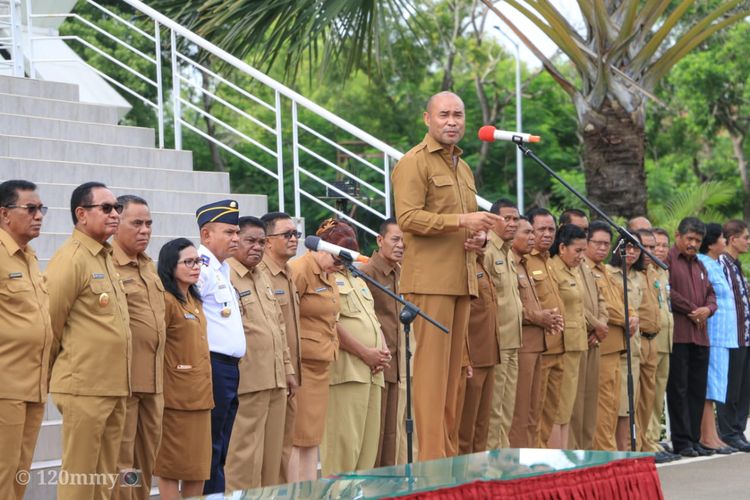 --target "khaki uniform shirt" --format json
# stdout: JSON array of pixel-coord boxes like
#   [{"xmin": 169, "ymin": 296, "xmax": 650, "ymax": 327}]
[
  {"xmin": 580, "ymin": 258, "xmax": 609, "ymax": 337},
  {"xmin": 47, "ymin": 229, "xmax": 131, "ymax": 396},
  {"xmin": 605, "ymin": 264, "xmax": 643, "ymax": 356},
  {"xmin": 527, "ymin": 249, "xmax": 565, "ymax": 354},
  {"xmin": 514, "ymin": 250, "xmax": 547, "ymax": 354},
  {"xmin": 359, "ymin": 250, "xmax": 401, "ymax": 383},
  {"xmin": 392, "ymin": 133, "xmax": 479, "ymax": 297},
  {"xmin": 467, "ymin": 259, "xmax": 500, "ymax": 367},
  {"xmin": 654, "ymin": 267, "xmax": 674, "ymax": 354},
  {"xmin": 290, "ymin": 252, "xmax": 340, "ymax": 363},
  {"xmin": 331, "ymin": 270, "xmax": 385, "ymax": 387},
  {"xmin": 638, "ymin": 266, "xmax": 662, "ymax": 336},
  {"xmin": 260, "ymin": 256, "xmax": 303, "ymax": 385},
  {"xmin": 549, "ymin": 256, "xmax": 587, "ymax": 352},
  {"xmin": 229, "ymin": 258, "xmax": 293, "ymax": 394},
  {"xmin": 112, "ymin": 241, "xmax": 166, "ymax": 394},
  {"xmin": 162, "ymin": 292, "xmax": 213, "ymax": 410},
  {"xmin": 0, "ymin": 228, "xmax": 53, "ymax": 402},
  {"xmin": 485, "ymin": 232, "xmax": 523, "ymax": 350}
]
